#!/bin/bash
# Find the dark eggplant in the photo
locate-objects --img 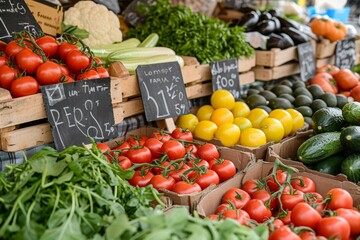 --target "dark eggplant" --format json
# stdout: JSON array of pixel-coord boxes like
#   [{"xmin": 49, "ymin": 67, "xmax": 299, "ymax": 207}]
[
  {"xmin": 268, "ymin": 9, "xmax": 278, "ymax": 17},
  {"xmin": 239, "ymin": 6, "xmax": 260, "ymax": 16},
  {"xmin": 259, "ymin": 12, "xmax": 273, "ymax": 22},
  {"xmin": 236, "ymin": 11, "xmax": 259, "ymax": 30},
  {"xmin": 257, "ymin": 20, "xmax": 276, "ymax": 36},
  {"xmin": 280, "ymin": 33, "xmax": 295, "ymax": 47},
  {"xmin": 266, "ymin": 34, "xmax": 293, "ymax": 50},
  {"xmin": 271, "ymin": 17, "xmax": 281, "ymax": 31},
  {"xmin": 277, "ymin": 16, "xmax": 300, "ymax": 29},
  {"xmin": 282, "ymin": 27, "xmax": 309, "ymax": 45}
]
